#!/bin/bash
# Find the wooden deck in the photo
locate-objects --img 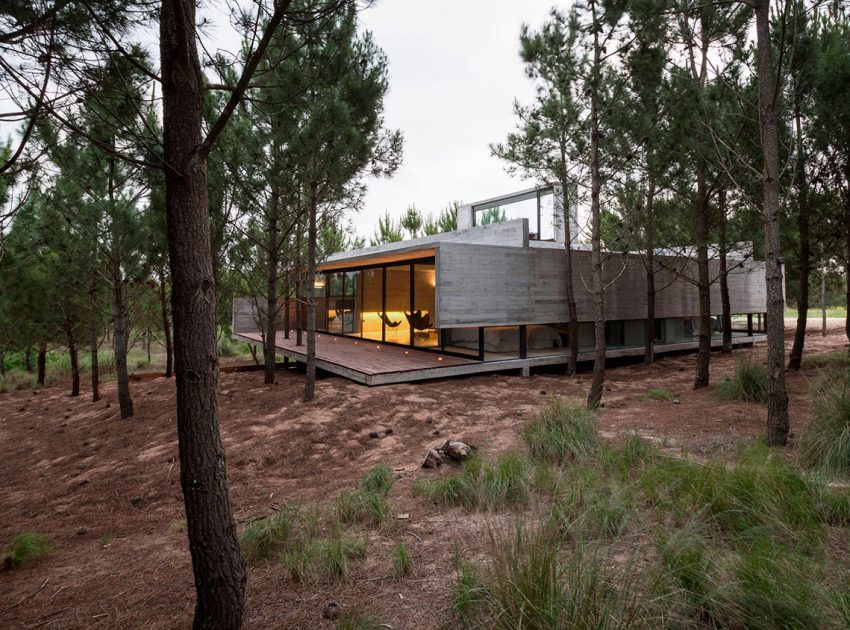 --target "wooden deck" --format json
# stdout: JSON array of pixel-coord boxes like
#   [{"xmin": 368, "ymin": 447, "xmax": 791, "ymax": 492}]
[{"xmin": 233, "ymin": 330, "xmax": 767, "ymax": 386}]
